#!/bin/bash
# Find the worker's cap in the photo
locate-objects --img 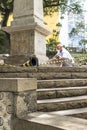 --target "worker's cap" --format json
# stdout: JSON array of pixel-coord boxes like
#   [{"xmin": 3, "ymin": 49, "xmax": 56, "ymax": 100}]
[{"xmin": 56, "ymin": 44, "xmax": 63, "ymax": 49}]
